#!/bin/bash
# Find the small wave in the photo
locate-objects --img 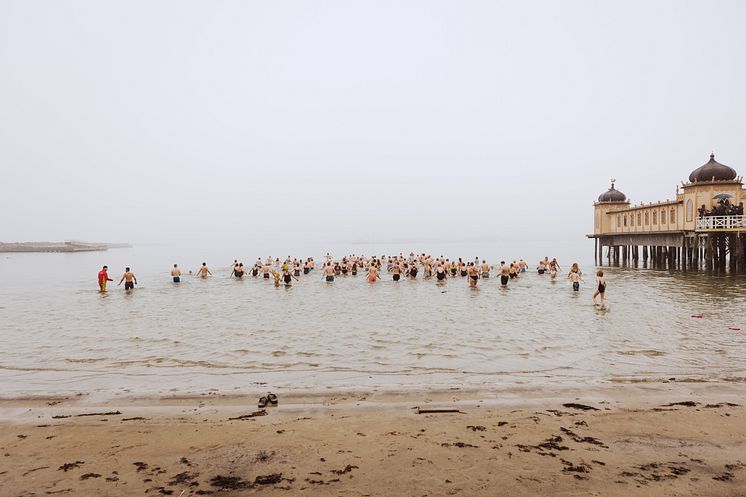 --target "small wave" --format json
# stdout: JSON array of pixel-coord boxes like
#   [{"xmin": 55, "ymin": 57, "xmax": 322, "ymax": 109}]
[
  {"xmin": 65, "ymin": 358, "xmax": 106, "ymax": 364},
  {"xmin": 617, "ymin": 350, "xmax": 666, "ymax": 357}
]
